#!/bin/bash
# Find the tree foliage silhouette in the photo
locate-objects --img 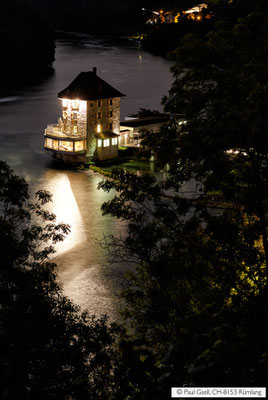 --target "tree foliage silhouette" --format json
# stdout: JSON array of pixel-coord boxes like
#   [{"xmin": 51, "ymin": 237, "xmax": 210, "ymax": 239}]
[
  {"xmin": 0, "ymin": 161, "xmax": 129, "ymax": 400},
  {"xmin": 98, "ymin": 0, "xmax": 268, "ymax": 396}
]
